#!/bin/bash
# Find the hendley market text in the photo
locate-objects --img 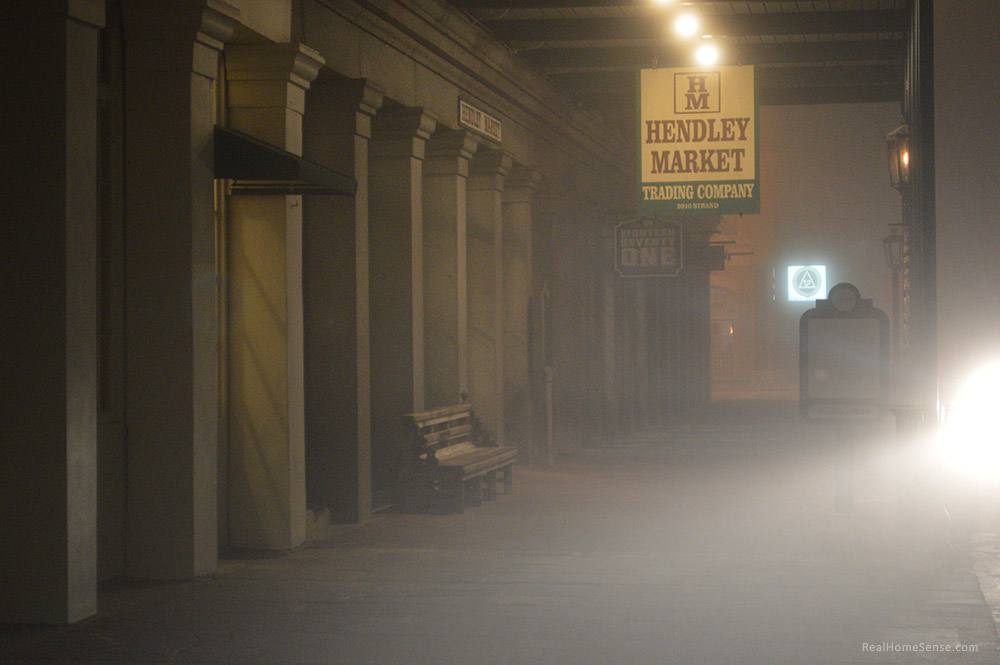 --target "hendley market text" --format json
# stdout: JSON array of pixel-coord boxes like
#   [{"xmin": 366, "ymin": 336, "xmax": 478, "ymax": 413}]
[{"xmin": 645, "ymin": 118, "xmax": 751, "ymax": 175}]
